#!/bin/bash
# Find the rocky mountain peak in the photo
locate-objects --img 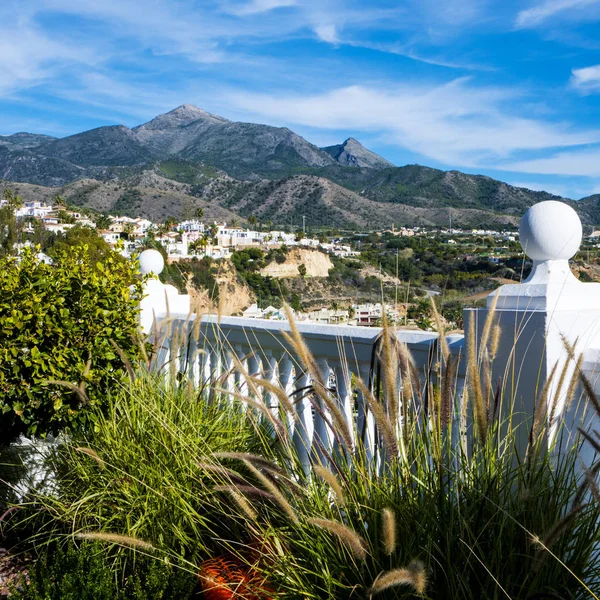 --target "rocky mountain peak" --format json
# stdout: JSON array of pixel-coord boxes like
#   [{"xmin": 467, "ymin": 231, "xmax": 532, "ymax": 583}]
[
  {"xmin": 322, "ymin": 137, "xmax": 394, "ymax": 169},
  {"xmin": 136, "ymin": 105, "xmax": 230, "ymax": 132}
]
